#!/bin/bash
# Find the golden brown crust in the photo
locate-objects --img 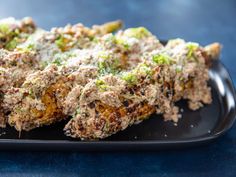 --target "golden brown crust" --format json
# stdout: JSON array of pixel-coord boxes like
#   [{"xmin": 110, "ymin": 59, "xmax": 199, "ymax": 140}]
[
  {"xmin": 64, "ymin": 101, "xmax": 155, "ymax": 140},
  {"xmin": 8, "ymin": 76, "xmax": 71, "ymax": 131}
]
